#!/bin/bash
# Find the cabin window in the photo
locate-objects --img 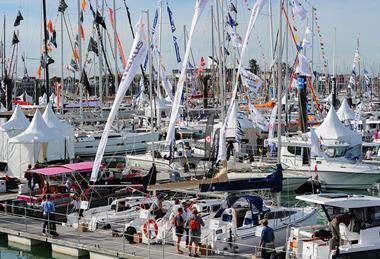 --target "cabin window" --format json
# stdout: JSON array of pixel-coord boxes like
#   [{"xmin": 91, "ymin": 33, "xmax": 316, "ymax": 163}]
[
  {"xmin": 296, "ymin": 147, "xmax": 303, "ymax": 156},
  {"xmin": 368, "ymin": 206, "xmax": 380, "ymax": 227},
  {"xmin": 261, "ymin": 210, "xmax": 297, "ymax": 220},
  {"xmin": 287, "ymin": 146, "xmax": 296, "ymax": 155}
]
